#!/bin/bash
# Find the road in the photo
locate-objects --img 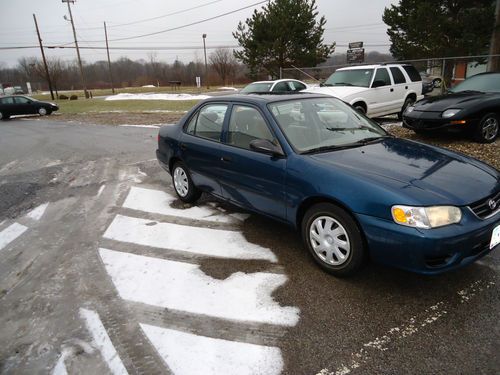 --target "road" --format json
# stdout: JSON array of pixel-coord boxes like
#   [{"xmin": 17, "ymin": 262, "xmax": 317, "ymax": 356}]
[{"xmin": 0, "ymin": 117, "xmax": 498, "ymax": 375}]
